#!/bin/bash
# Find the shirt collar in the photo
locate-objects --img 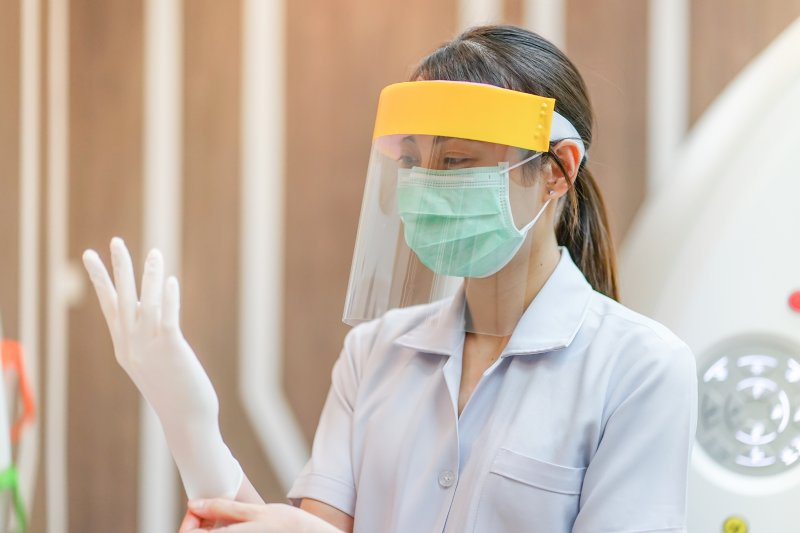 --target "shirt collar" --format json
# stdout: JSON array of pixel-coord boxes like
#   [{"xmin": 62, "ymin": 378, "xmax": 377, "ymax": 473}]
[{"xmin": 394, "ymin": 247, "xmax": 594, "ymax": 357}]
